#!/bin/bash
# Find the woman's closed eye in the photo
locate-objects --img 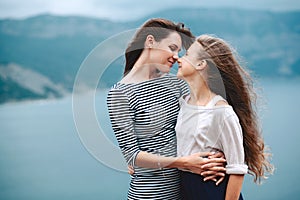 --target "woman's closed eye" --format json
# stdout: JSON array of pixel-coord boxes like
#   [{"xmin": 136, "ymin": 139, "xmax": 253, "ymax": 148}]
[{"xmin": 169, "ymin": 45, "xmax": 178, "ymax": 52}]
